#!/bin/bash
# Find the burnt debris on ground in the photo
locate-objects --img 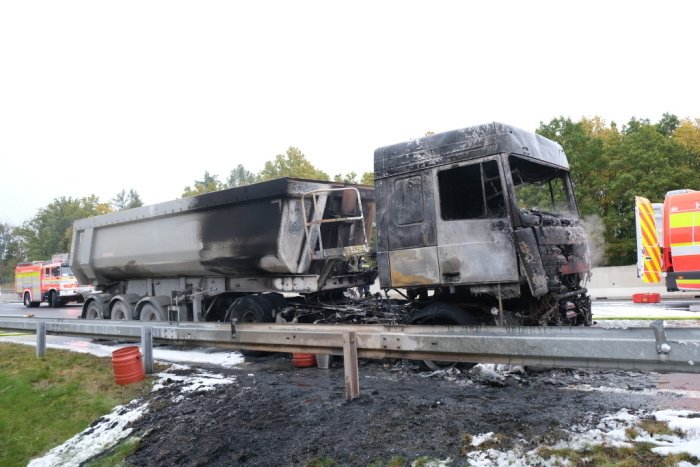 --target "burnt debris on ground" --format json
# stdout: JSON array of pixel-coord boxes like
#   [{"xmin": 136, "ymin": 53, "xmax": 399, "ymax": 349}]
[{"xmin": 114, "ymin": 355, "xmax": 660, "ymax": 466}]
